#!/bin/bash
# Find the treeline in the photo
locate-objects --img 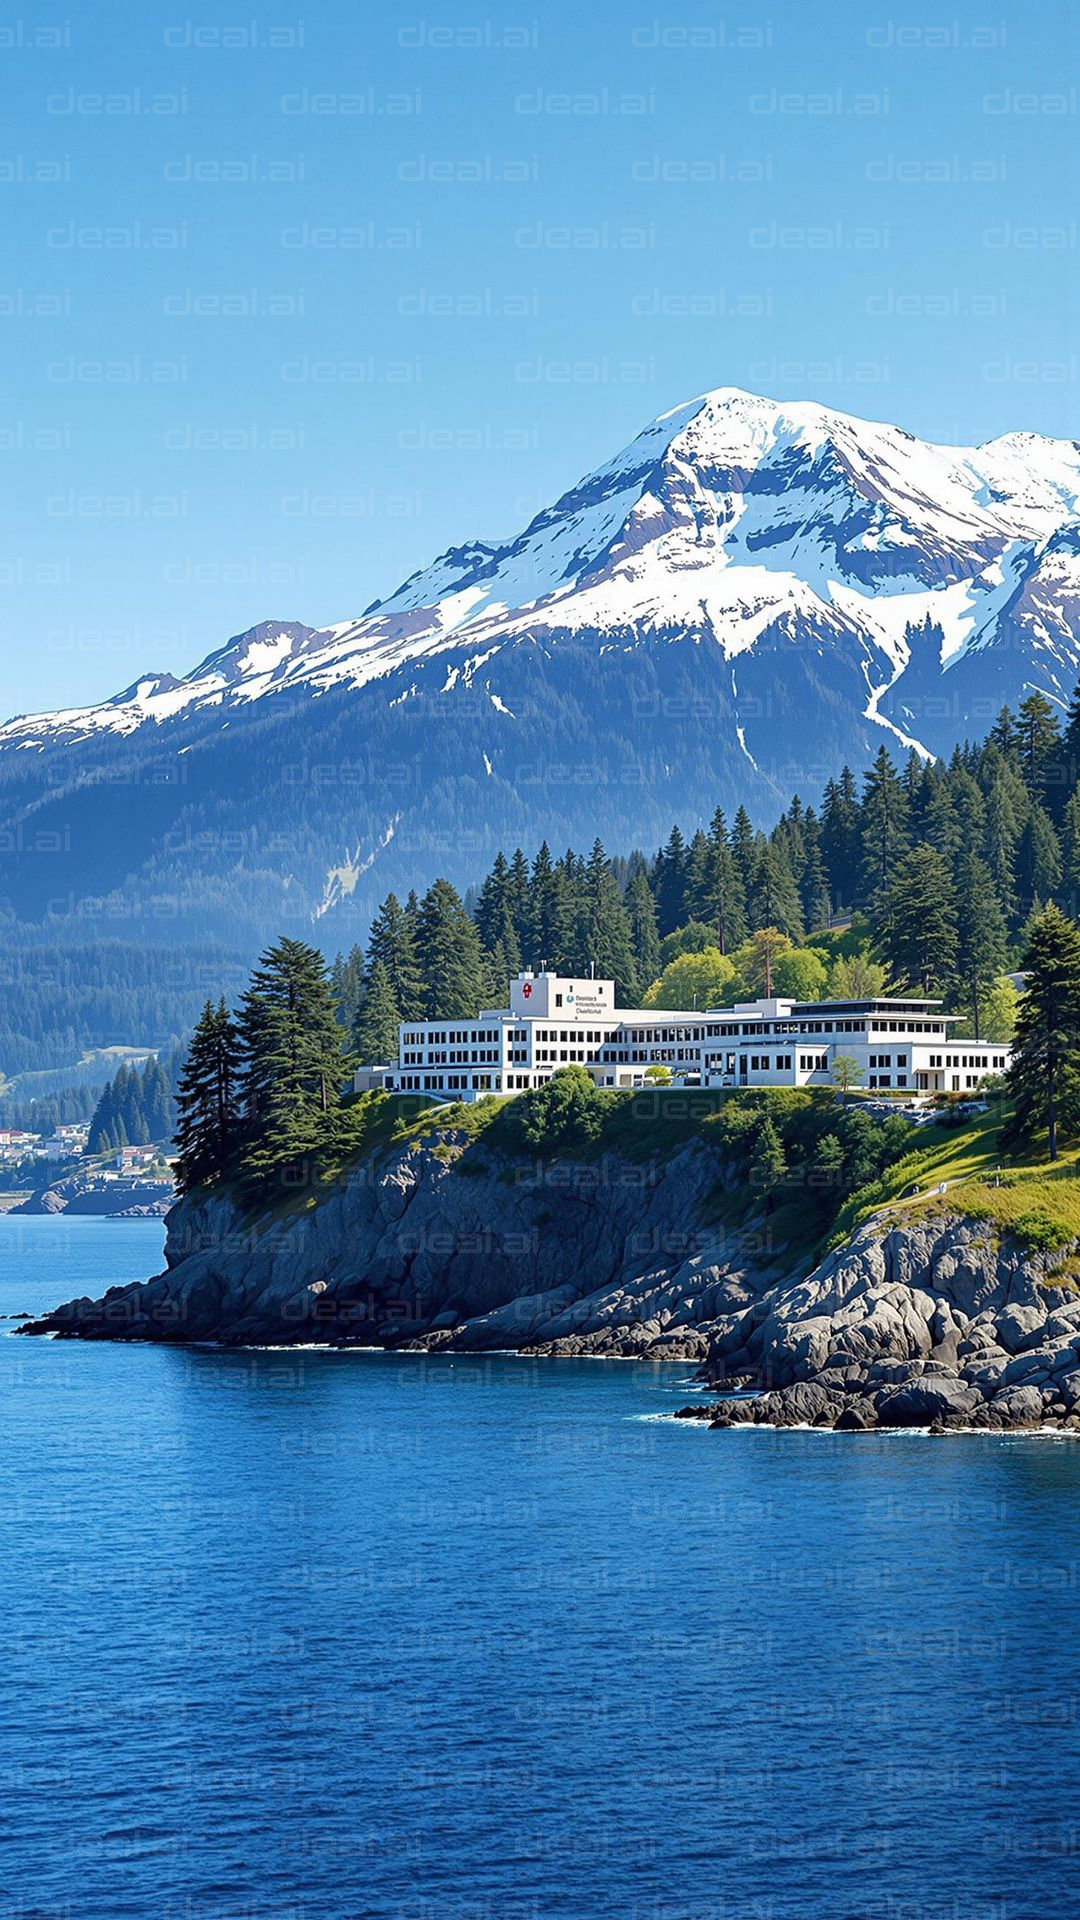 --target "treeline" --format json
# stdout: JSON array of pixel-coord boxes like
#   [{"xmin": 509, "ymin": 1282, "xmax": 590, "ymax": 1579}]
[
  {"xmin": 87, "ymin": 1050, "xmax": 182, "ymax": 1153},
  {"xmin": 0, "ymin": 1084, "xmax": 99, "ymax": 1136},
  {"xmin": 334, "ymin": 690, "xmax": 1080, "ymax": 1061},
  {"xmin": 0, "ymin": 939, "xmax": 246, "ymax": 1077}
]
